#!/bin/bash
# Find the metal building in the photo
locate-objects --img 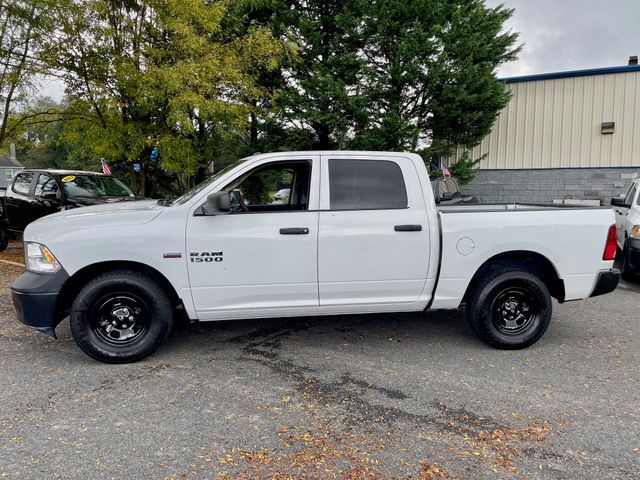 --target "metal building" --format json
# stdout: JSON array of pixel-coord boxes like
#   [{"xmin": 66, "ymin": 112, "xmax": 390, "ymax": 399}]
[{"xmin": 452, "ymin": 58, "xmax": 640, "ymax": 204}]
